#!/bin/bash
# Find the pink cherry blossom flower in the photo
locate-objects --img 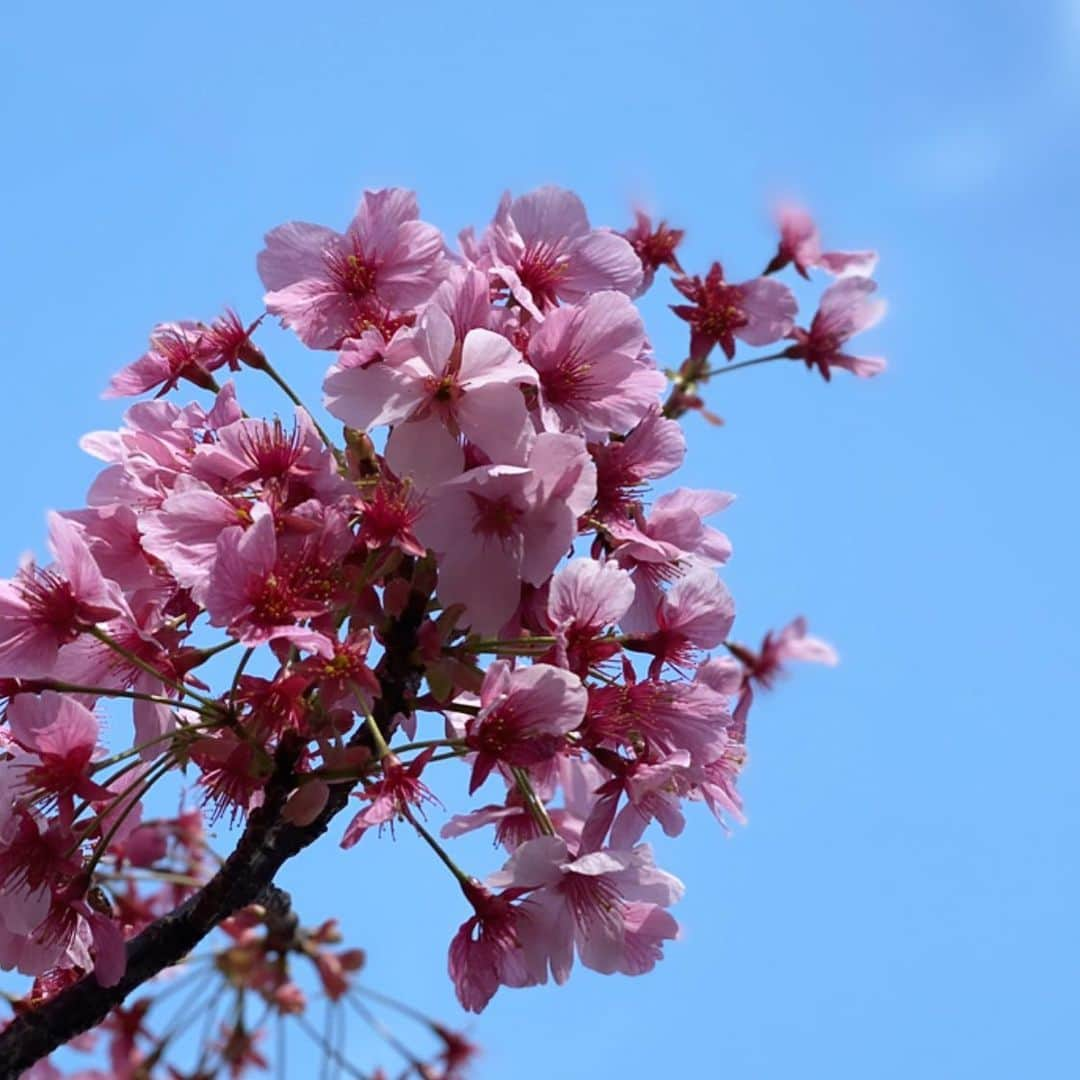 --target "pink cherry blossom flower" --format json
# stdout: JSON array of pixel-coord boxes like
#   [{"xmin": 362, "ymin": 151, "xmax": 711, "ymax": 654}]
[
  {"xmin": 103, "ymin": 322, "xmax": 219, "ymax": 400},
  {"xmin": 610, "ymin": 487, "xmax": 733, "ymax": 627},
  {"xmin": 203, "ymin": 505, "xmax": 338, "ymax": 656},
  {"xmin": 584, "ymin": 677, "xmax": 731, "ymax": 766},
  {"xmin": 463, "ymin": 661, "xmax": 587, "ymax": 793},
  {"xmin": 192, "ymin": 410, "xmax": 350, "ymax": 507},
  {"xmin": 416, "ymin": 433, "xmax": 596, "ymax": 634},
  {"xmin": 103, "ymin": 312, "xmax": 263, "ymax": 400},
  {"xmin": 580, "ymin": 750, "xmax": 691, "ymax": 853},
  {"xmin": 526, "ymin": 291, "xmax": 665, "ymax": 436},
  {"xmin": 482, "ymin": 186, "xmax": 643, "ymax": 317},
  {"xmin": 341, "ymin": 749, "xmax": 440, "ymax": 847},
  {"xmin": 622, "ymin": 568, "xmax": 735, "ymax": 676},
  {"xmin": 765, "ymin": 204, "xmax": 878, "ymax": 280},
  {"xmin": 590, "ymin": 407, "xmax": 686, "ymax": 523},
  {"xmin": 258, "ymin": 187, "xmax": 448, "ymax": 349},
  {"xmin": 671, "ymin": 262, "xmax": 797, "ymax": 361},
  {"xmin": 448, "ymin": 883, "xmax": 539, "ymax": 1013},
  {"xmin": 488, "ymin": 835, "xmax": 683, "ymax": 983},
  {"xmin": 0, "ymin": 514, "xmax": 123, "ymax": 679},
  {"xmin": 4, "ymin": 693, "xmax": 111, "ymax": 821},
  {"xmin": 545, "ymin": 558, "xmax": 634, "ymax": 675},
  {"xmin": 324, "ymin": 306, "xmax": 537, "ymax": 463},
  {"xmin": 730, "ymin": 616, "xmax": 838, "ymax": 689},
  {"xmin": 621, "ymin": 209, "xmax": 684, "ymax": 294},
  {"xmin": 784, "ymin": 277, "xmax": 887, "ymax": 380}
]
